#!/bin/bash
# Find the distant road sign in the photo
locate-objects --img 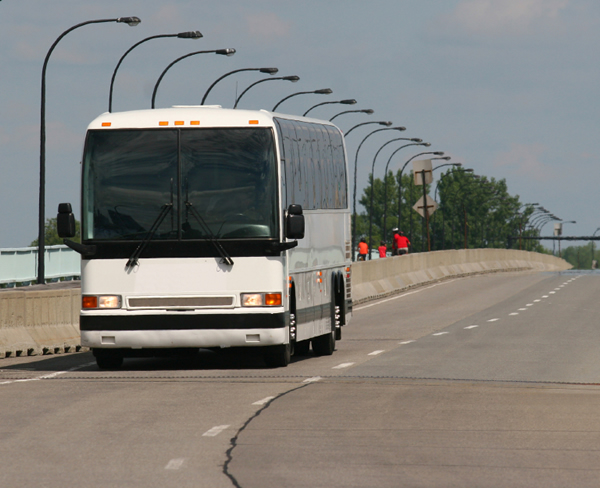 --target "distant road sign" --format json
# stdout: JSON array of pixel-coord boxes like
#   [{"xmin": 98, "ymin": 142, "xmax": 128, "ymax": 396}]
[
  {"xmin": 413, "ymin": 195, "xmax": 437, "ymax": 218},
  {"xmin": 413, "ymin": 159, "xmax": 433, "ymax": 185}
]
